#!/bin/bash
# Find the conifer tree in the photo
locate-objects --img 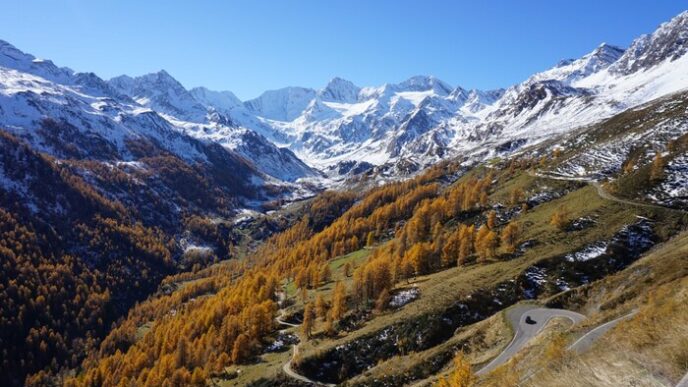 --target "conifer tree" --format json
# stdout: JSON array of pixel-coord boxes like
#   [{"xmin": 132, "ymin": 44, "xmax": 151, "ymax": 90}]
[
  {"xmin": 366, "ymin": 231, "xmax": 375, "ymax": 247},
  {"xmin": 500, "ymin": 222, "xmax": 519, "ymax": 253},
  {"xmin": 331, "ymin": 281, "xmax": 347, "ymax": 321},
  {"xmin": 650, "ymin": 152, "xmax": 666, "ymax": 182},
  {"xmin": 375, "ymin": 288, "xmax": 391, "ymax": 312},
  {"xmin": 302, "ymin": 303, "xmax": 315, "ymax": 339},
  {"xmin": 550, "ymin": 206, "xmax": 569, "ymax": 230},
  {"xmin": 510, "ymin": 188, "xmax": 525, "ymax": 206},
  {"xmin": 315, "ymin": 294, "xmax": 327, "ymax": 320},
  {"xmin": 486, "ymin": 210, "xmax": 497, "ymax": 229},
  {"xmin": 437, "ymin": 352, "xmax": 476, "ymax": 387},
  {"xmin": 231, "ymin": 333, "xmax": 250, "ymax": 364}
]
